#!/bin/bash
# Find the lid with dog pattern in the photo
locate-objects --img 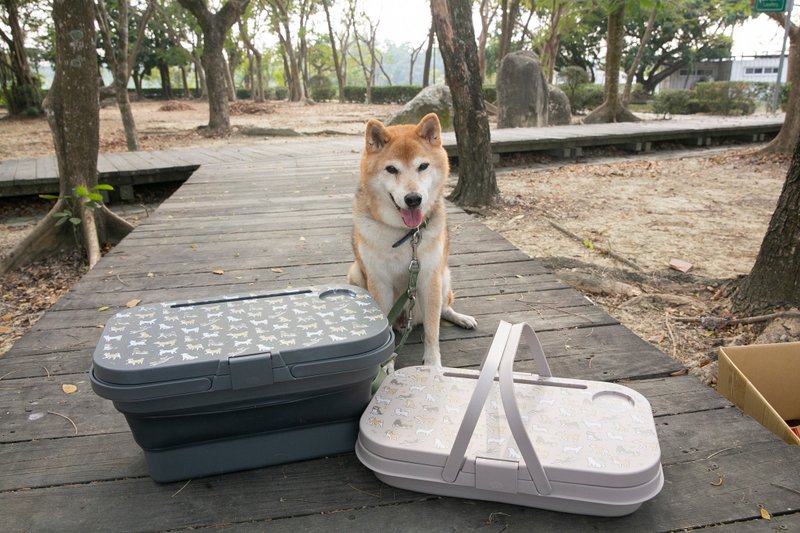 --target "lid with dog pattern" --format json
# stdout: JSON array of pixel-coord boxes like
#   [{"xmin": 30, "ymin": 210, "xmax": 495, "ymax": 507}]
[{"xmin": 91, "ymin": 286, "xmax": 391, "ymax": 387}]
